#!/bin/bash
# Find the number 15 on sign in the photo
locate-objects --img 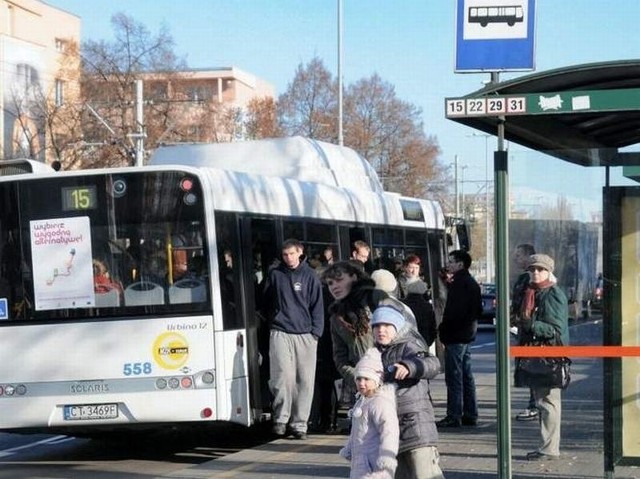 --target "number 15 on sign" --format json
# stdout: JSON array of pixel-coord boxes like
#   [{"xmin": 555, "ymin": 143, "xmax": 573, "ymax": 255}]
[{"xmin": 446, "ymin": 99, "xmax": 466, "ymax": 117}]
